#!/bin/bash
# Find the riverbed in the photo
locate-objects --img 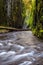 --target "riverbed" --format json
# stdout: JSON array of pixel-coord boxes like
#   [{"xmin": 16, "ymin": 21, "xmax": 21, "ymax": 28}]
[{"xmin": 0, "ymin": 31, "xmax": 43, "ymax": 65}]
